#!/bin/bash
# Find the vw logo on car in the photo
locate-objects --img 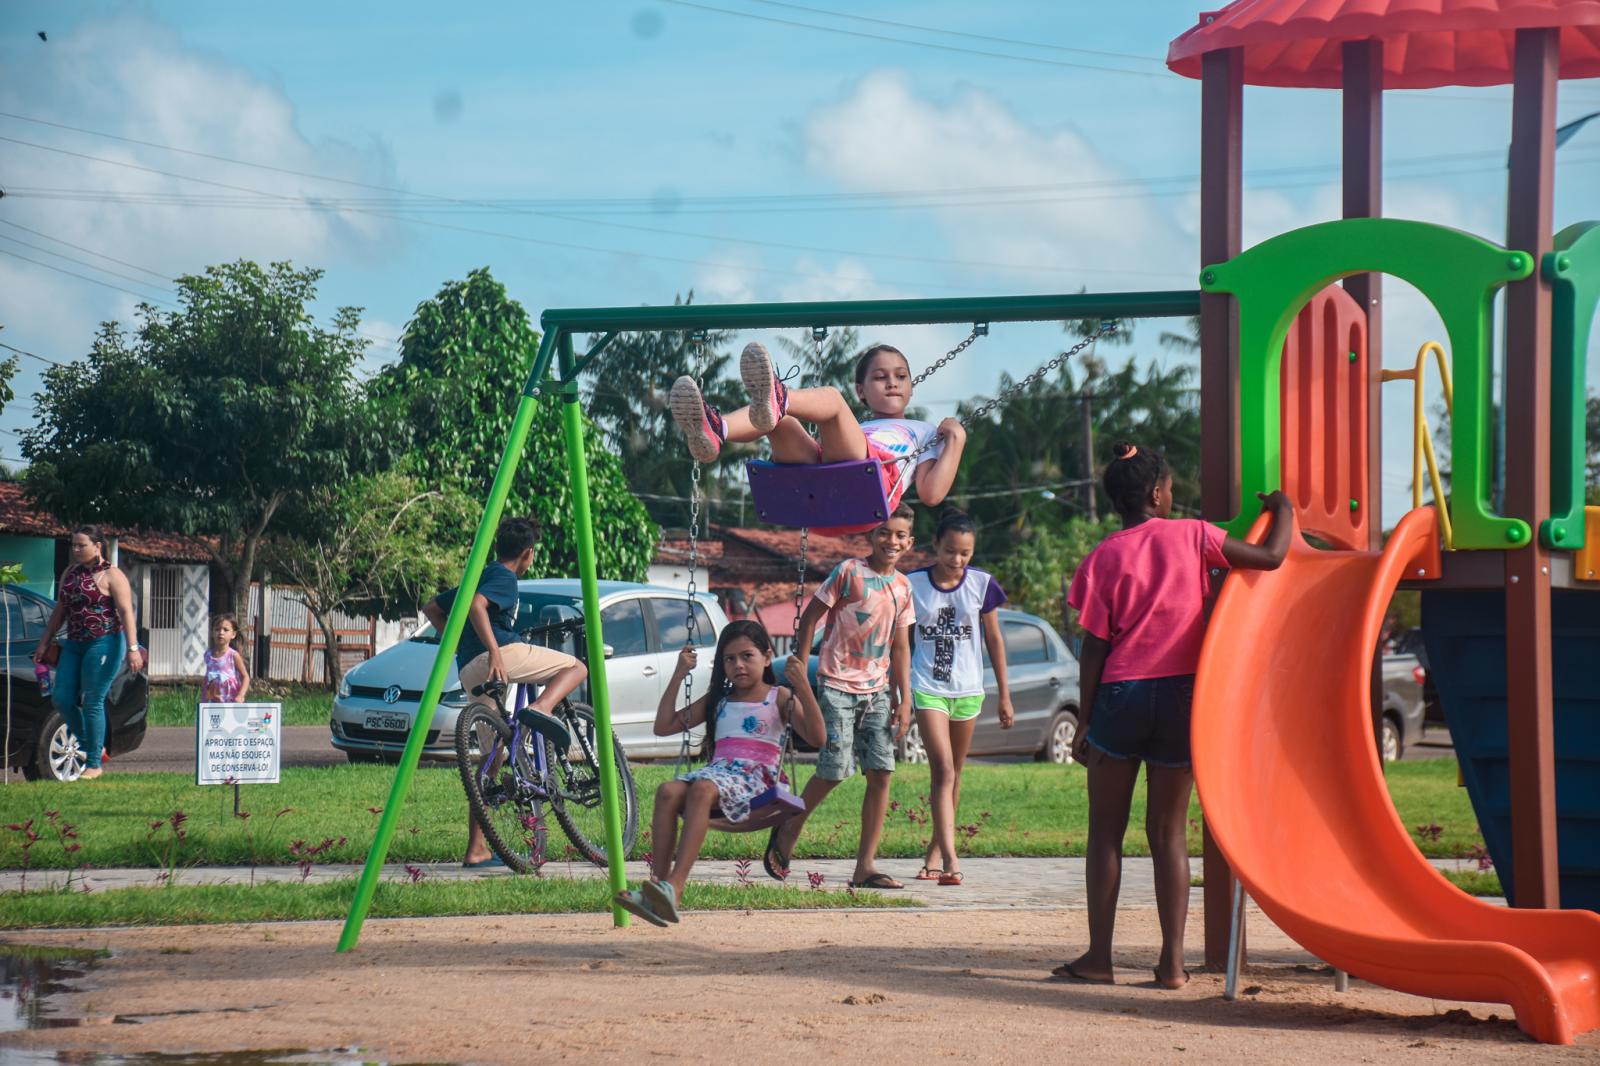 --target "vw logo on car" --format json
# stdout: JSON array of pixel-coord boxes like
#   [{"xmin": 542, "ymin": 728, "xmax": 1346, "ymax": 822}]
[{"xmin": 382, "ymin": 685, "xmax": 402, "ymax": 705}]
